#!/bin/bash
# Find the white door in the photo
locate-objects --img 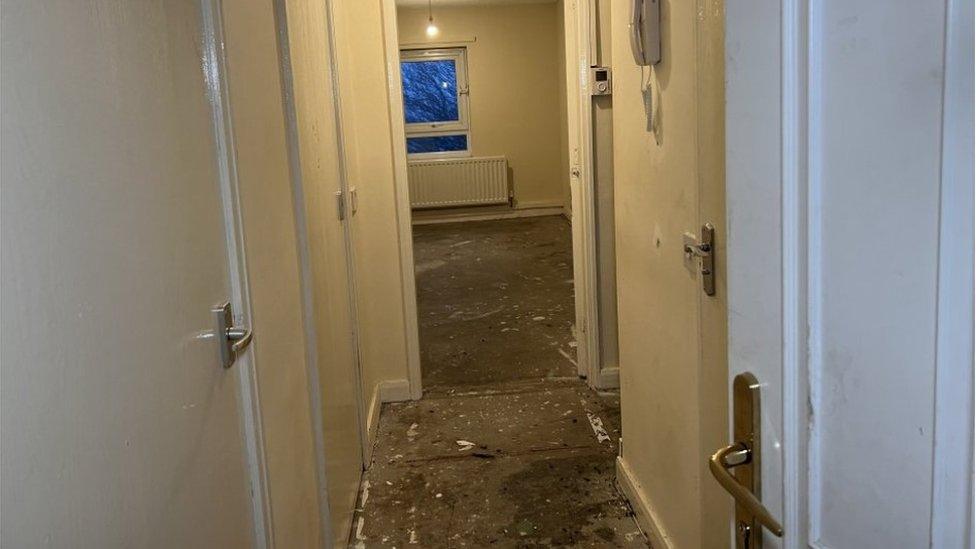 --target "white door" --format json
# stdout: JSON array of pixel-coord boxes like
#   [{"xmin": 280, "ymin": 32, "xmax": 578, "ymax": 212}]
[
  {"xmin": 2, "ymin": 1, "xmax": 259, "ymax": 547},
  {"xmin": 723, "ymin": 1, "xmax": 973, "ymax": 548}
]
